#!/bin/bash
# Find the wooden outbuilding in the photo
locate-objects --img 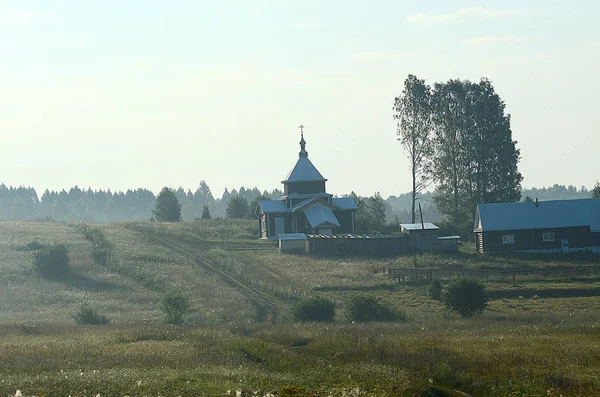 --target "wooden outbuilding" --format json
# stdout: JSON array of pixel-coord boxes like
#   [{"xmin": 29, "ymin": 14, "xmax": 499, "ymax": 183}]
[{"xmin": 474, "ymin": 198, "xmax": 600, "ymax": 254}]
